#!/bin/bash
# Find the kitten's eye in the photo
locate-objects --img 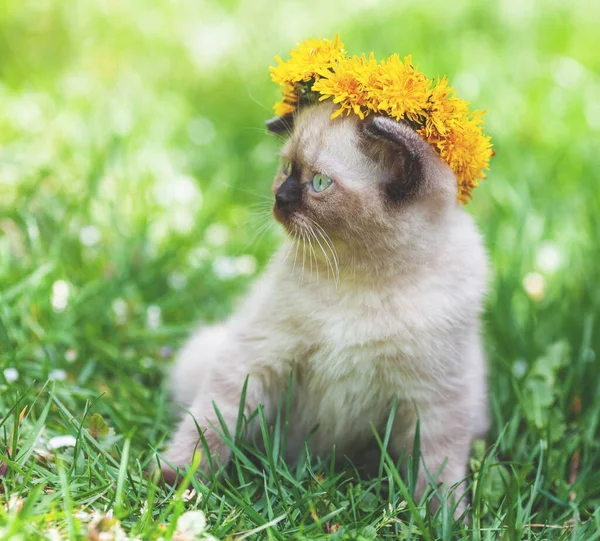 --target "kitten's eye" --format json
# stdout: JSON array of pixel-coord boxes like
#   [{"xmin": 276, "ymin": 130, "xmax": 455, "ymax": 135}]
[
  {"xmin": 311, "ymin": 173, "xmax": 333, "ymax": 193},
  {"xmin": 282, "ymin": 160, "xmax": 292, "ymax": 176}
]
